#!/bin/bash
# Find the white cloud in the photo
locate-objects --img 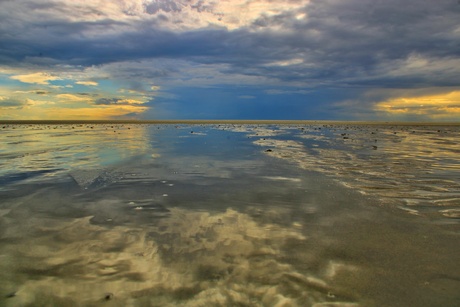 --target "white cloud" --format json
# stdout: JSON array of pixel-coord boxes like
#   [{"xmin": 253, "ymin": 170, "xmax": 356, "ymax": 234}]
[
  {"xmin": 265, "ymin": 58, "xmax": 304, "ymax": 67},
  {"xmin": 9, "ymin": 72, "xmax": 61, "ymax": 85},
  {"xmin": 76, "ymin": 80, "xmax": 99, "ymax": 86},
  {"xmin": 2, "ymin": 0, "xmax": 308, "ymax": 33}
]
